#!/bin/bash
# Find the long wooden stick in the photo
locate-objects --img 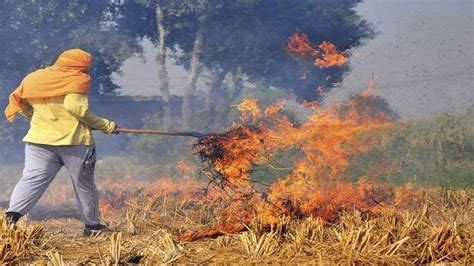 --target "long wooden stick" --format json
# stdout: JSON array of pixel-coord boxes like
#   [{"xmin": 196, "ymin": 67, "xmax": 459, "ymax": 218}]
[{"xmin": 115, "ymin": 128, "xmax": 205, "ymax": 138}]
